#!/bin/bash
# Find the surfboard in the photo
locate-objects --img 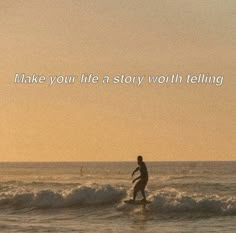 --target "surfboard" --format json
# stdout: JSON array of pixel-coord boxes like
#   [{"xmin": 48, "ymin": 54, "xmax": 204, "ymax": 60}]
[{"xmin": 124, "ymin": 199, "xmax": 151, "ymax": 205}]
